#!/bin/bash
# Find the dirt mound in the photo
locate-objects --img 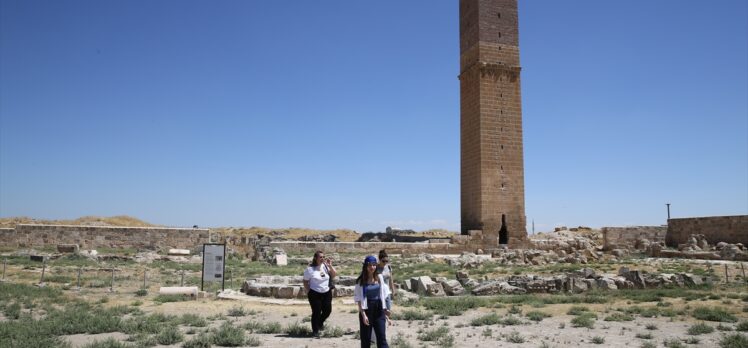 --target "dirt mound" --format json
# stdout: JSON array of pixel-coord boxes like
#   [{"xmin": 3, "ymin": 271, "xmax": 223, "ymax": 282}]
[{"xmin": 0, "ymin": 215, "xmax": 157, "ymax": 228}]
